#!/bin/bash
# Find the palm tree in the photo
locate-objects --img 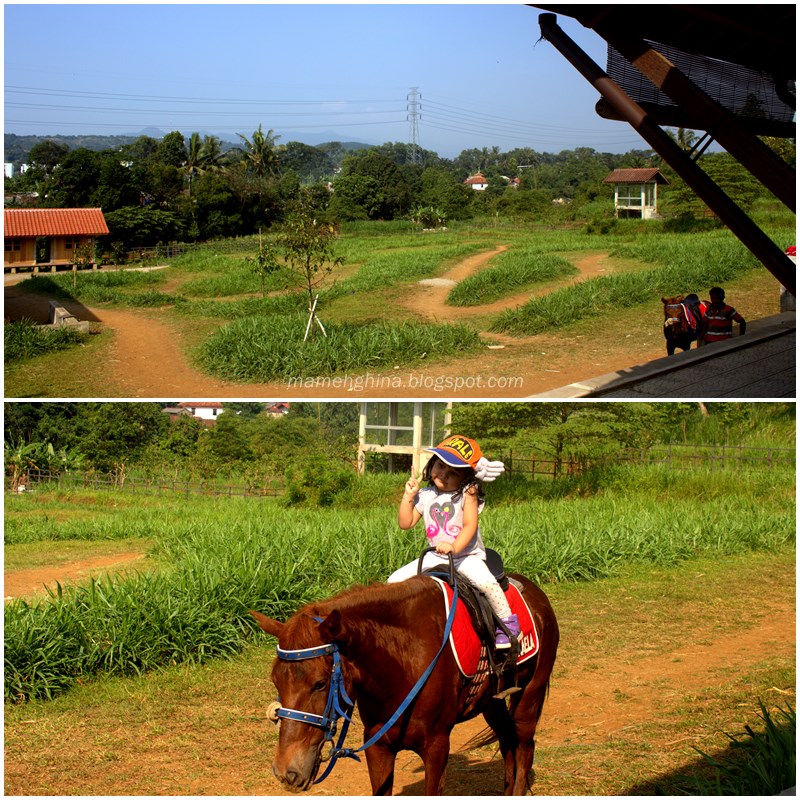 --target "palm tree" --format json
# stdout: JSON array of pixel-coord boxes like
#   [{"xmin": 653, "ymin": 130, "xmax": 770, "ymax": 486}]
[
  {"xmin": 236, "ymin": 124, "xmax": 281, "ymax": 179},
  {"xmin": 184, "ymin": 133, "xmax": 223, "ymax": 195}
]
